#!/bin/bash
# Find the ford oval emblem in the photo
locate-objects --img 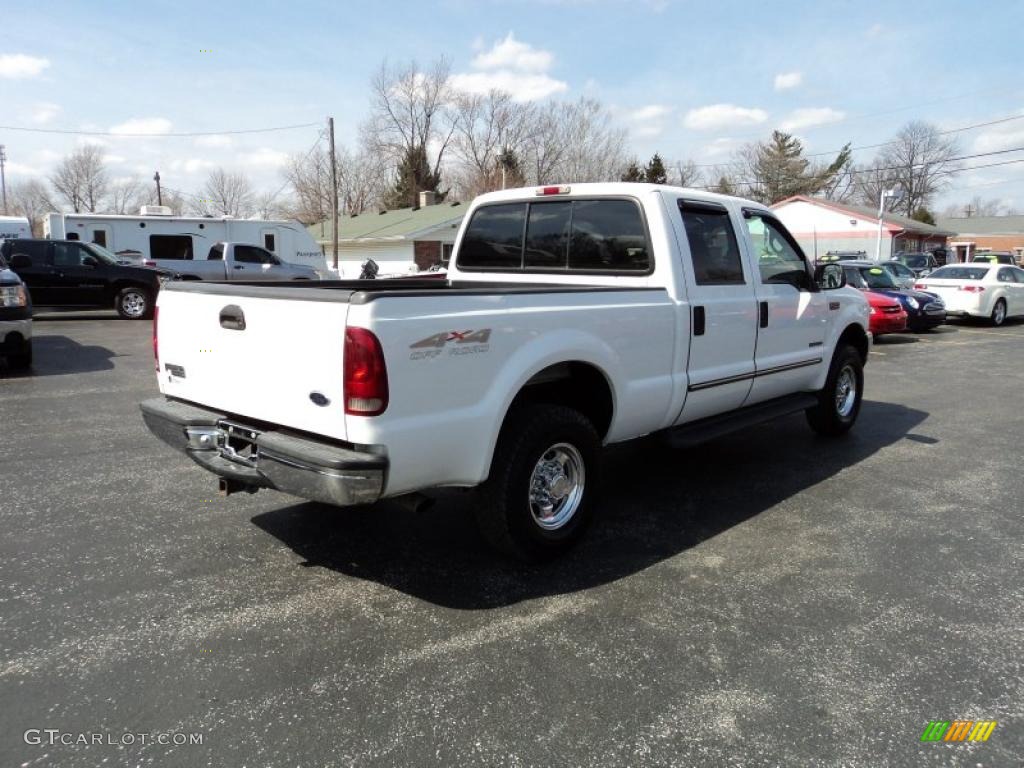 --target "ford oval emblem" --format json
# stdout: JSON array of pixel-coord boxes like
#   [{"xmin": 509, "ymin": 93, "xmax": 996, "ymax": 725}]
[{"xmin": 309, "ymin": 392, "xmax": 330, "ymax": 407}]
